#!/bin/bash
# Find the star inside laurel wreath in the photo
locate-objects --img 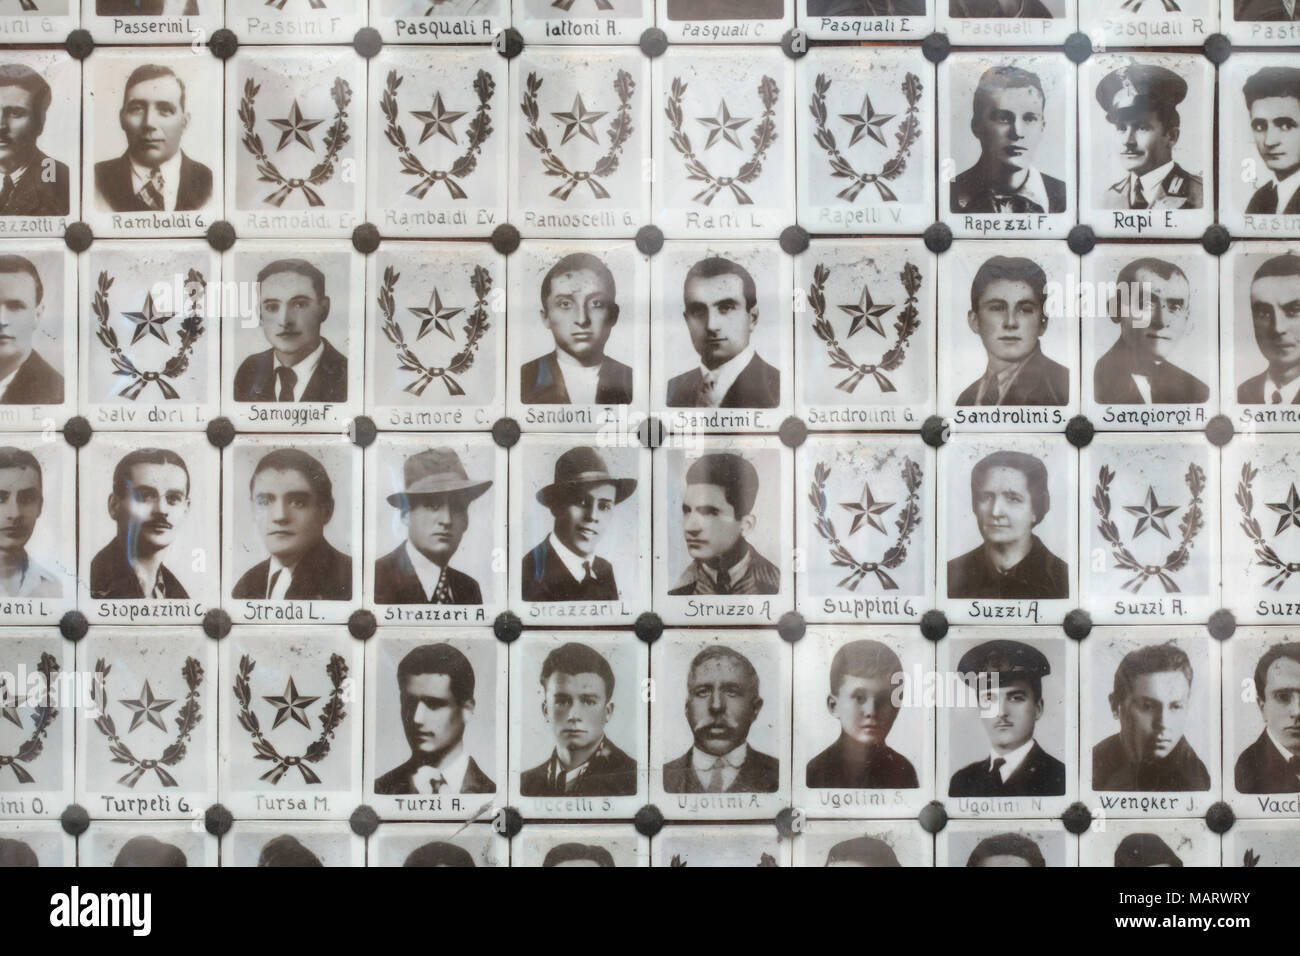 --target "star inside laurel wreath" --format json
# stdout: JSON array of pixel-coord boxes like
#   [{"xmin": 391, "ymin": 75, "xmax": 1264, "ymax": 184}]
[
  {"xmin": 0, "ymin": 685, "xmax": 21, "ymax": 730},
  {"xmin": 269, "ymin": 100, "xmax": 324, "ymax": 152},
  {"xmin": 1267, "ymin": 484, "xmax": 1300, "ymax": 537},
  {"xmin": 411, "ymin": 92, "xmax": 467, "ymax": 146},
  {"xmin": 839, "ymin": 93, "xmax": 895, "ymax": 149},
  {"xmin": 408, "ymin": 289, "xmax": 464, "ymax": 342},
  {"xmin": 839, "ymin": 283, "xmax": 895, "ymax": 338},
  {"xmin": 1123, "ymin": 486, "xmax": 1179, "ymax": 539},
  {"xmin": 121, "ymin": 292, "xmax": 175, "ymax": 346},
  {"xmin": 697, "ymin": 100, "xmax": 751, "ymax": 151},
  {"xmin": 119, "ymin": 681, "xmax": 175, "ymax": 734},
  {"xmin": 552, "ymin": 94, "xmax": 607, "ymax": 146},
  {"xmin": 840, "ymin": 481, "xmax": 895, "ymax": 536},
  {"xmin": 264, "ymin": 677, "xmax": 319, "ymax": 731}
]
